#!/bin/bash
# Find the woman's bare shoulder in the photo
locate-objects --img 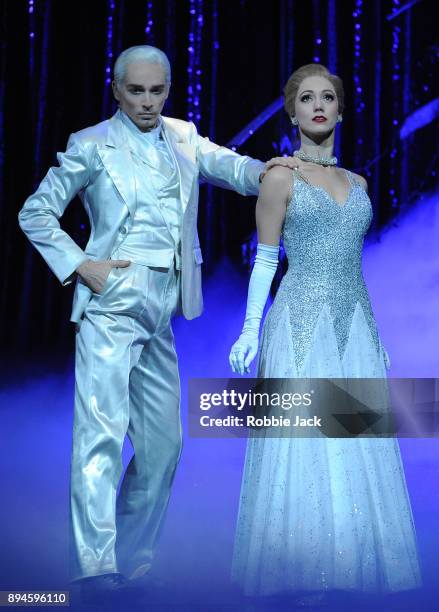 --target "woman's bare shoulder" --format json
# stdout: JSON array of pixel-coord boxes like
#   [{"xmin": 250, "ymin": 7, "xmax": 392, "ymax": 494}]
[
  {"xmin": 260, "ymin": 165, "xmax": 293, "ymax": 194},
  {"xmin": 347, "ymin": 169, "xmax": 368, "ymax": 192},
  {"xmin": 257, "ymin": 166, "xmax": 293, "ymax": 217},
  {"xmin": 263, "ymin": 164, "xmax": 293, "ymax": 181}
]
